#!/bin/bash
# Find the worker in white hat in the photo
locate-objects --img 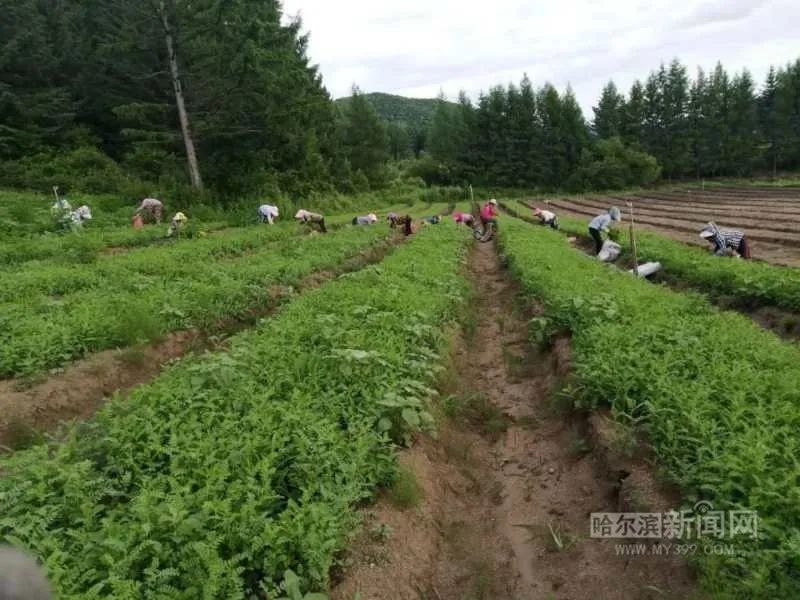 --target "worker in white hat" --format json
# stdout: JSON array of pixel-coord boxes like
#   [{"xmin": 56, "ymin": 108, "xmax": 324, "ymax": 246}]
[
  {"xmin": 257, "ymin": 204, "xmax": 279, "ymax": 225},
  {"xmin": 166, "ymin": 211, "xmax": 188, "ymax": 237},
  {"xmin": 532, "ymin": 207, "xmax": 559, "ymax": 230},
  {"xmin": 295, "ymin": 209, "xmax": 327, "ymax": 233}
]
